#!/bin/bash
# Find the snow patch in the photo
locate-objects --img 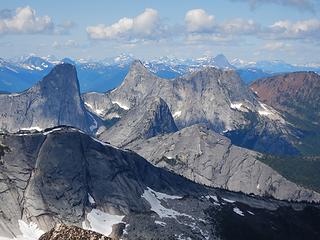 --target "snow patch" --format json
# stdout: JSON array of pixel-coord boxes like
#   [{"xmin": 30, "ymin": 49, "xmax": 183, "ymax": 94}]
[
  {"xmin": 258, "ymin": 102, "xmax": 274, "ymax": 116},
  {"xmin": 155, "ymin": 220, "xmax": 166, "ymax": 226},
  {"xmin": 43, "ymin": 127, "xmax": 63, "ymax": 135},
  {"xmin": 233, "ymin": 207, "xmax": 245, "ymax": 216},
  {"xmin": 0, "ymin": 220, "xmax": 45, "ymax": 240},
  {"xmin": 230, "ymin": 102, "xmax": 248, "ymax": 112},
  {"xmin": 222, "ymin": 198, "xmax": 236, "ymax": 203},
  {"xmin": 84, "ymin": 102, "xmax": 105, "ymax": 116},
  {"xmin": 82, "ymin": 209, "xmax": 124, "ymax": 237},
  {"xmin": 173, "ymin": 110, "xmax": 182, "ymax": 118},
  {"xmin": 88, "ymin": 193, "xmax": 96, "ymax": 204},
  {"xmin": 112, "ymin": 101, "xmax": 130, "ymax": 110},
  {"xmin": 20, "ymin": 127, "xmax": 42, "ymax": 132},
  {"xmin": 258, "ymin": 102, "xmax": 285, "ymax": 123},
  {"xmin": 141, "ymin": 187, "xmax": 189, "ymax": 219},
  {"xmin": 247, "ymin": 210, "xmax": 255, "ymax": 215},
  {"xmin": 205, "ymin": 195, "xmax": 219, "ymax": 202}
]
